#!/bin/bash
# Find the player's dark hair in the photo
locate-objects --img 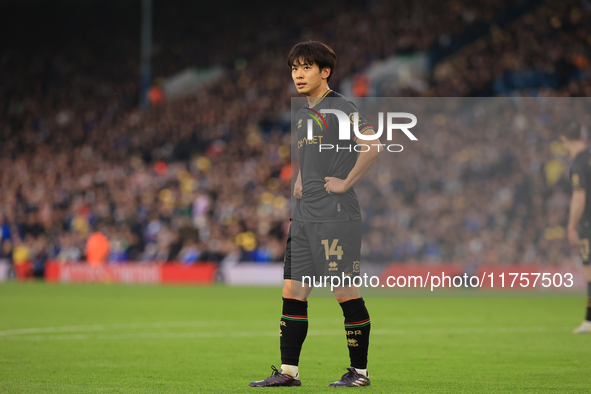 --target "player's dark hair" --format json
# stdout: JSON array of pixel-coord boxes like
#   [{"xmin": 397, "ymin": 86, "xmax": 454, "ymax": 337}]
[
  {"xmin": 562, "ymin": 121, "xmax": 583, "ymax": 141},
  {"xmin": 287, "ymin": 41, "xmax": 337, "ymax": 82}
]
